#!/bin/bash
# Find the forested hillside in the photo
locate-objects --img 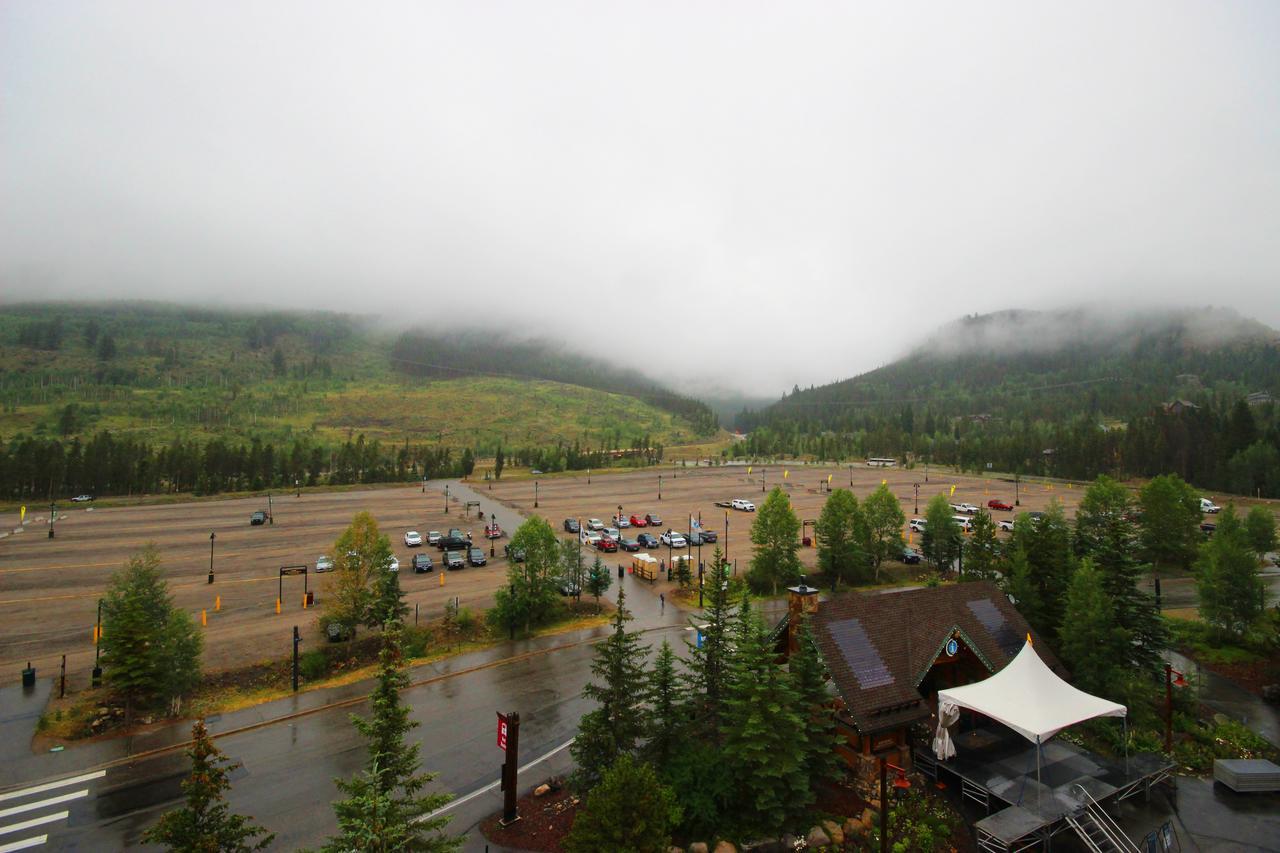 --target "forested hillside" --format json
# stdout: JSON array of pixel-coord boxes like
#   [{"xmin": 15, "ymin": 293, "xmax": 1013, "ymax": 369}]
[
  {"xmin": 736, "ymin": 308, "xmax": 1280, "ymax": 496},
  {"xmin": 0, "ymin": 303, "xmax": 719, "ymax": 500}
]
